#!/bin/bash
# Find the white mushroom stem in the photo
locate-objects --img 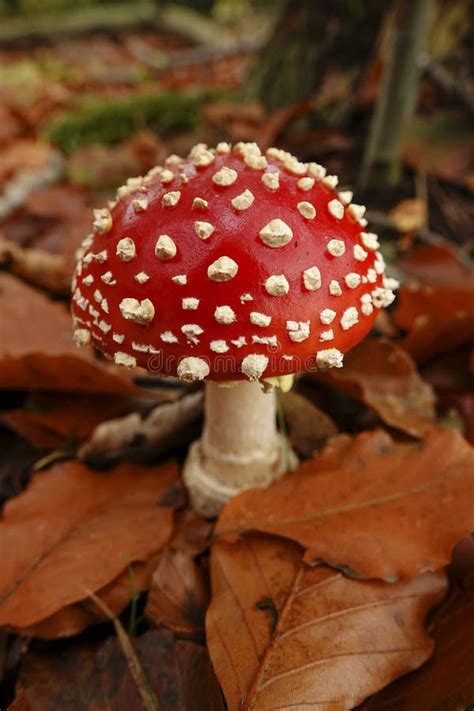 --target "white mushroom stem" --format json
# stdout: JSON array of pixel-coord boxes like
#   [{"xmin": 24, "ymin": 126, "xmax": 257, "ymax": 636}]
[{"xmin": 183, "ymin": 381, "xmax": 288, "ymax": 516}]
